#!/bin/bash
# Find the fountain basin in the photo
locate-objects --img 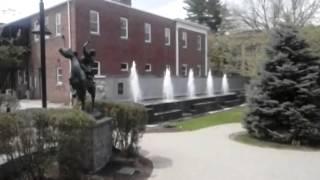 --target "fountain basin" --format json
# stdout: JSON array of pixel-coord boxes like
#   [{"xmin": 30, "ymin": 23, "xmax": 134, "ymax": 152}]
[{"xmin": 144, "ymin": 92, "xmax": 245, "ymax": 124}]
